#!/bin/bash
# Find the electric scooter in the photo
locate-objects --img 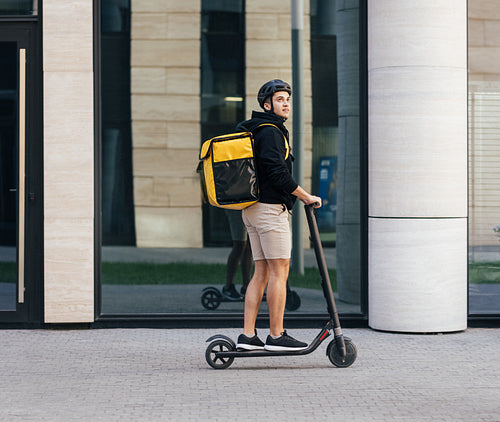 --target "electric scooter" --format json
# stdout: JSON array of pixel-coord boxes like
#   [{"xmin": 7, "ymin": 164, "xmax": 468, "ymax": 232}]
[
  {"xmin": 201, "ymin": 283, "xmax": 301, "ymax": 311},
  {"xmin": 204, "ymin": 204, "xmax": 357, "ymax": 369}
]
